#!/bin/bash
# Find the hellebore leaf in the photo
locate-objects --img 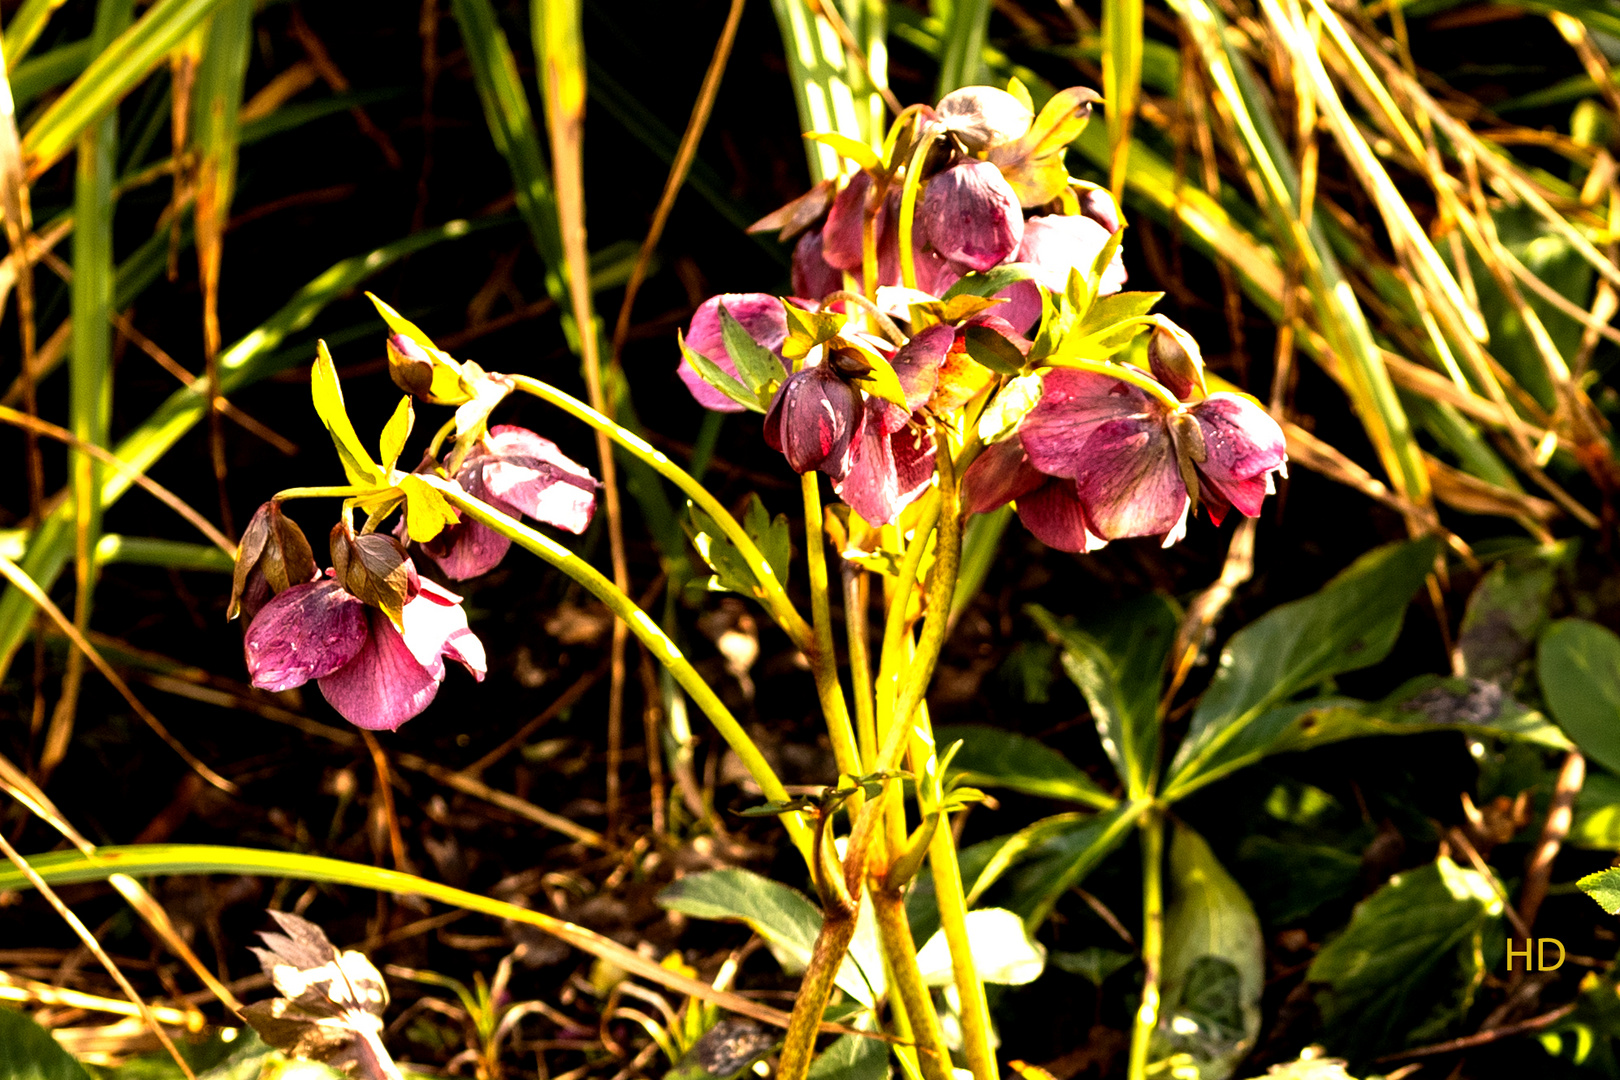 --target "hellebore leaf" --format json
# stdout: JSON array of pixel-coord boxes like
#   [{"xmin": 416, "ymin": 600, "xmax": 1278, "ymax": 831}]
[
  {"xmin": 665, "ymin": 1017, "xmax": 780, "ymax": 1080},
  {"xmin": 678, "ymin": 330, "xmax": 763, "ymax": 413},
  {"xmin": 312, "ymin": 341, "xmax": 383, "ymax": 487},
  {"xmin": 938, "ymin": 723, "xmax": 1115, "ymax": 809},
  {"xmin": 1308, "ymin": 858, "xmax": 1500, "ymax": 1059},
  {"xmin": 743, "ymin": 493, "xmax": 792, "ymax": 590},
  {"xmin": 943, "ymin": 261, "xmax": 1039, "ymax": 301},
  {"xmin": 717, "ymin": 302, "xmax": 786, "ymax": 397},
  {"xmin": 0, "ymin": 1007, "xmax": 94, "ymax": 1080},
  {"xmin": 240, "ymin": 910, "xmax": 402, "ymax": 1080},
  {"xmin": 916, "ymin": 907, "xmax": 1046, "ymax": 986},
  {"xmin": 1457, "ymin": 541, "xmax": 1575, "ymax": 682},
  {"xmin": 1165, "ymin": 537, "xmax": 1439, "ymax": 798},
  {"xmin": 1076, "ymin": 291, "xmax": 1164, "ymax": 337},
  {"xmin": 378, "ymin": 397, "xmax": 414, "ymax": 473},
  {"xmin": 1538, "ymin": 618, "xmax": 1620, "ymax": 775},
  {"xmin": 1051, "ymin": 947, "xmax": 1135, "ymax": 986},
  {"xmin": 988, "ymin": 86, "xmax": 1101, "ymax": 206},
  {"xmin": 779, "ymin": 302, "xmax": 845, "ymax": 361},
  {"xmin": 980, "ymin": 802, "xmax": 1142, "ymax": 927},
  {"xmin": 685, "ymin": 497, "xmax": 787, "ymax": 598},
  {"xmin": 656, "ymin": 869, "xmax": 881, "ymax": 1007},
  {"xmin": 1579, "ymin": 867, "xmax": 1620, "ymax": 915},
  {"xmin": 961, "ymin": 321, "xmax": 1027, "ymax": 375},
  {"xmin": 396, "ymin": 474, "xmax": 460, "ymax": 544},
  {"xmin": 804, "ymin": 130, "xmax": 881, "ymax": 173},
  {"xmin": 805, "ymin": 1033, "xmax": 888, "ymax": 1080},
  {"xmin": 1153, "ymin": 823, "xmax": 1263, "ymax": 1080}
]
